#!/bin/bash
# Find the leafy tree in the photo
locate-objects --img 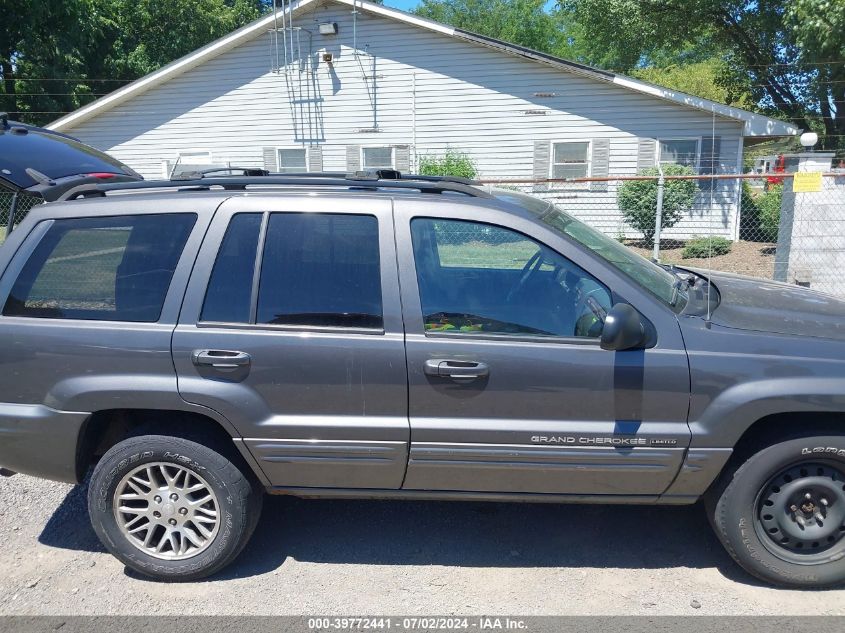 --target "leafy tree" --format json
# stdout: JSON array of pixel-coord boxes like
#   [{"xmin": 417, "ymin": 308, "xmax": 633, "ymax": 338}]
[
  {"xmin": 631, "ymin": 58, "xmax": 756, "ymax": 110},
  {"xmin": 0, "ymin": 1, "xmax": 270, "ymax": 125},
  {"xmin": 418, "ymin": 149, "xmax": 478, "ymax": 179},
  {"xmin": 414, "ymin": 0, "xmax": 575, "ymax": 59},
  {"xmin": 617, "ymin": 164, "xmax": 697, "ymax": 246},
  {"xmin": 556, "ymin": 0, "xmax": 845, "ymax": 150}
]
